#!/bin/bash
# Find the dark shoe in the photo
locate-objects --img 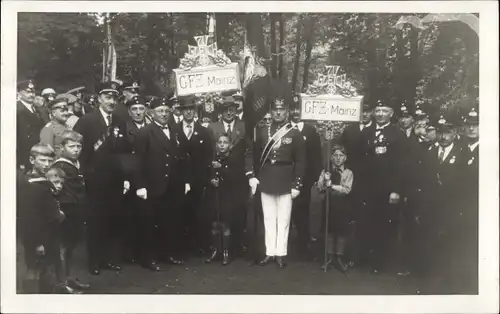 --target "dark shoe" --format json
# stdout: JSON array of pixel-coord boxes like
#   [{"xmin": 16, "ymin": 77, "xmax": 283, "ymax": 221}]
[
  {"xmin": 89, "ymin": 267, "xmax": 100, "ymax": 276},
  {"xmin": 143, "ymin": 261, "xmax": 162, "ymax": 272},
  {"xmin": 205, "ymin": 248, "xmax": 219, "ymax": 263},
  {"xmin": 222, "ymin": 250, "xmax": 230, "ymax": 266},
  {"xmin": 276, "ymin": 256, "xmax": 287, "ymax": 268},
  {"xmin": 310, "ymin": 236, "xmax": 318, "ymax": 243},
  {"xmin": 54, "ymin": 284, "xmax": 83, "ymax": 294},
  {"xmin": 333, "ymin": 254, "xmax": 349, "ymax": 274},
  {"xmin": 67, "ymin": 278, "xmax": 91, "ymax": 290},
  {"xmin": 101, "ymin": 262, "xmax": 121, "ymax": 271},
  {"xmin": 166, "ymin": 257, "xmax": 184, "ymax": 265},
  {"xmin": 259, "ymin": 255, "xmax": 275, "ymax": 266}
]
